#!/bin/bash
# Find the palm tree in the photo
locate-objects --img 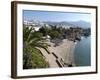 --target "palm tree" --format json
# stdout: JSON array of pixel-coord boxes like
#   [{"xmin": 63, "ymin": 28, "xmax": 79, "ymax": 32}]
[{"xmin": 23, "ymin": 26, "xmax": 50, "ymax": 69}]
